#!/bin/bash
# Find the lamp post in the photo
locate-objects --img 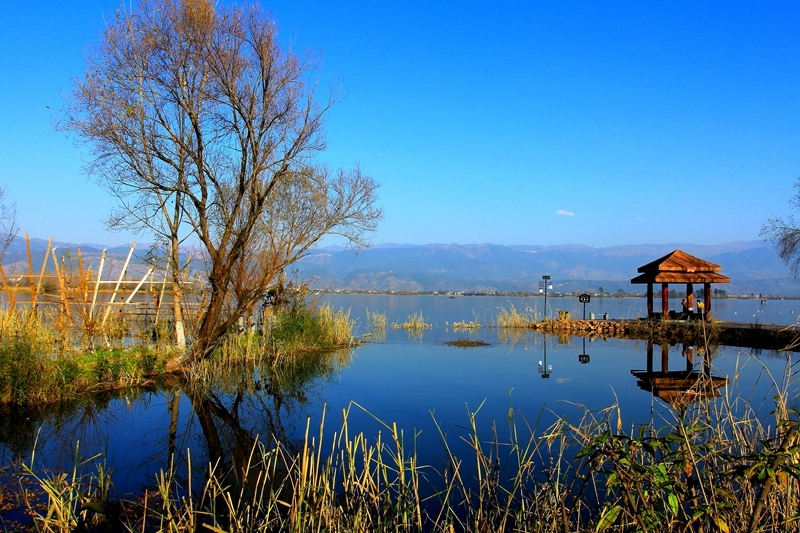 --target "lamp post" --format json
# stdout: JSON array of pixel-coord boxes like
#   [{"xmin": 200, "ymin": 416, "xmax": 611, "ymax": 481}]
[
  {"xmin": 540, "ymin": 275, "xmax": 552, "ymax": 319},
  {"xmin": 579, "ymin": 293, "xmax": 591, "ymax": 320}
]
